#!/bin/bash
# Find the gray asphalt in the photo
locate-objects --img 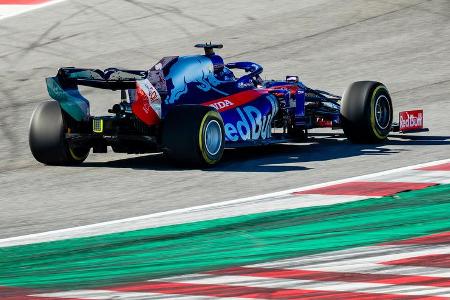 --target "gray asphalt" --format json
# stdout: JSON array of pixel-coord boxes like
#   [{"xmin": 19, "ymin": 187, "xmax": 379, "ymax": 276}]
[{"xmin": 0, "ymin": 0, "xmax": 449, "ymax": 239}]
